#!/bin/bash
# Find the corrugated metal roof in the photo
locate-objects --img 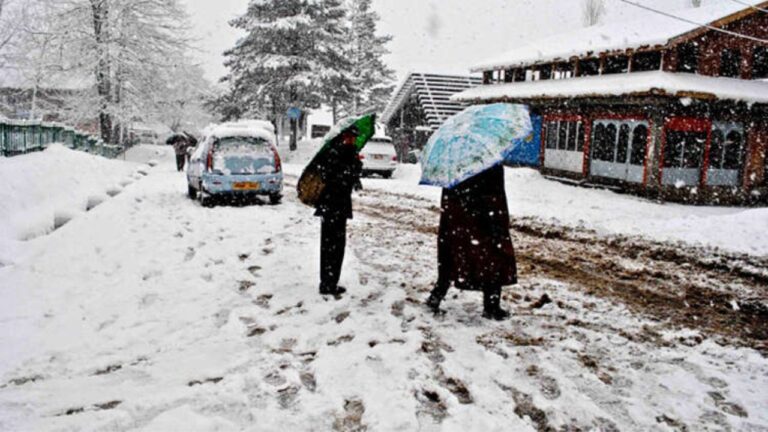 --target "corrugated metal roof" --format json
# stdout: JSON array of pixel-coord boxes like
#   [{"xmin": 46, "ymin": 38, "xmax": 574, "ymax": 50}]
[{"xmin": 381, "ymin": 73, "xmax": 482, "ymax": 131}]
